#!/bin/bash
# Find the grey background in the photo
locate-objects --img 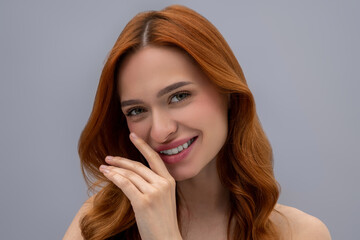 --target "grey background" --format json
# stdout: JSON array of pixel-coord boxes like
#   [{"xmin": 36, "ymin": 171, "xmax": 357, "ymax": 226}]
[{"xmin": 1, "ymin": 0, "xmax": 359, "ymax": 239}]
